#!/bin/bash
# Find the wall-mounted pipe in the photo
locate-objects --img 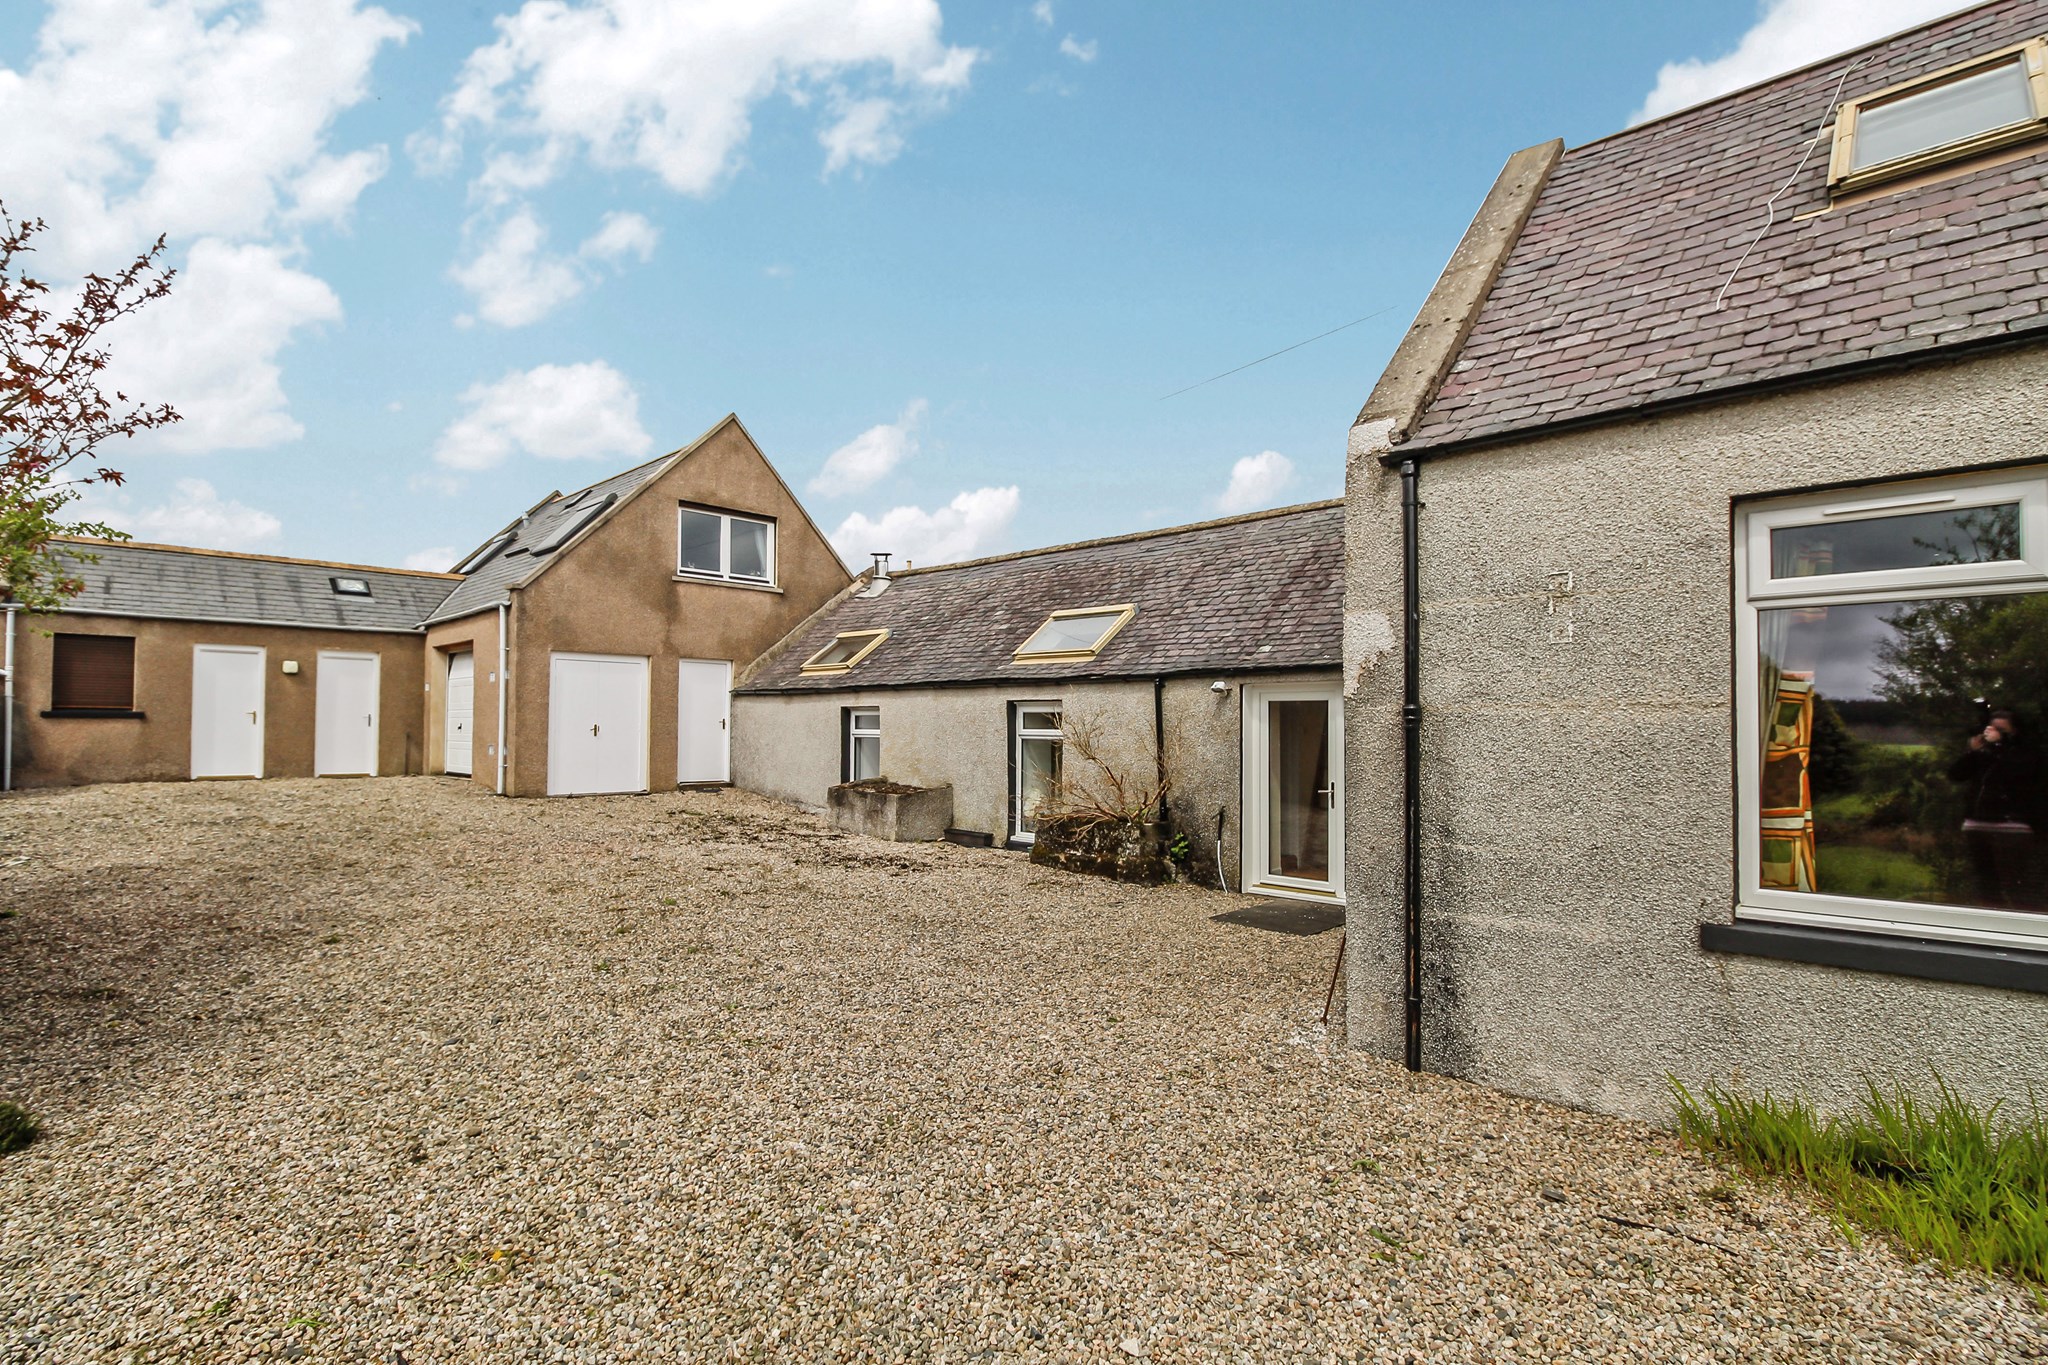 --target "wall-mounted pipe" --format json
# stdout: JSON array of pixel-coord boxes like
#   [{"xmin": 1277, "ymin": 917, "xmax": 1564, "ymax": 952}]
[
  {"xmin": 495, "ymin": 600, "xmax": 509, "ymax": 796},
  {"xmin": 2, "ymin": 604, "xmax": 16, "ymax": 792},
  {"xmin": 1400, "ymin": 457, "xmax": 1424, "ymax": 1073},
  {"xmin": 1152, "ymin": 675, "xmax": 1167, "ymax": 825}
]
